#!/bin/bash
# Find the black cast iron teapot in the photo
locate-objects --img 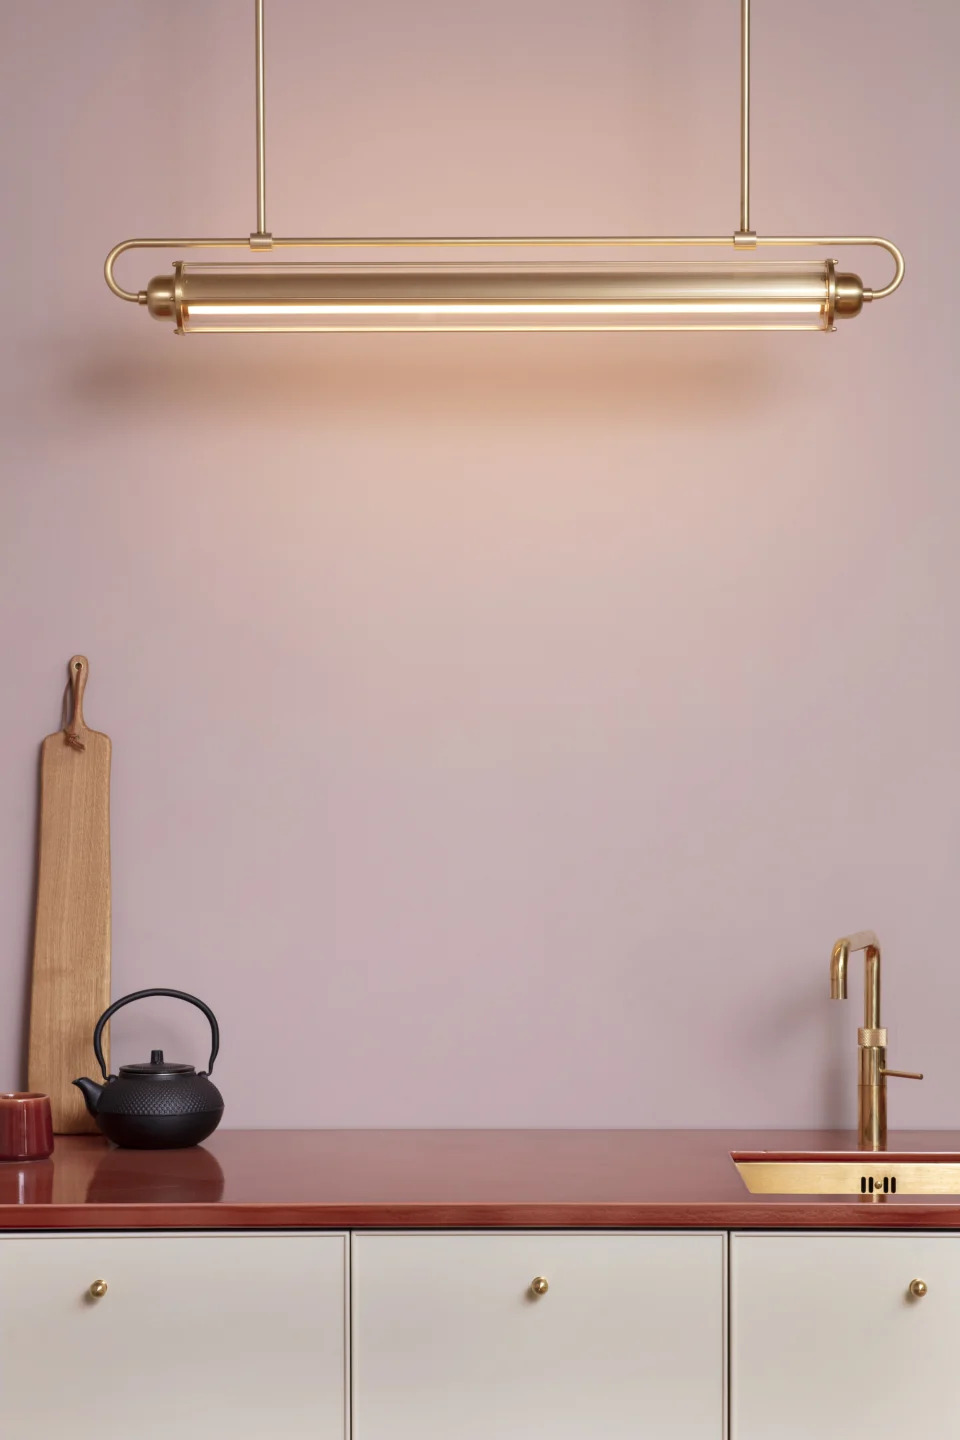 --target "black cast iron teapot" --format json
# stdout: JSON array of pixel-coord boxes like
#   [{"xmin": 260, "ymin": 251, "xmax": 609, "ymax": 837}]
[{"xmin": 74, "ymin": 989, "xmax": 224, "ymax": 1149}]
